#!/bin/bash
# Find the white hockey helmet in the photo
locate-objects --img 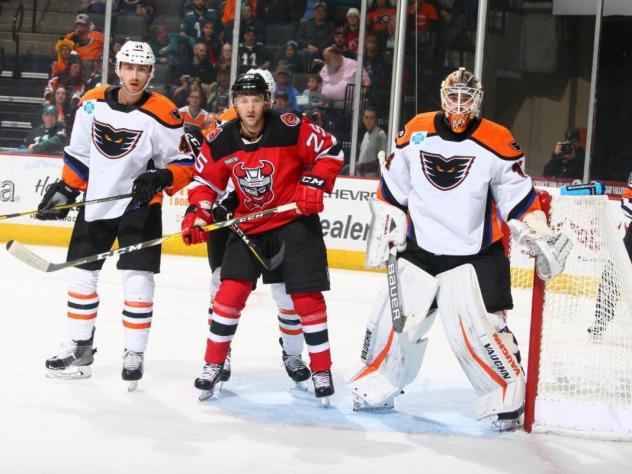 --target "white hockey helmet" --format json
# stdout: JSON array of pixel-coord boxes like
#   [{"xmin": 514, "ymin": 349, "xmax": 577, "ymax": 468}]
[
  {"xmin": 440, "ymin": 67, "xmax": 483, "ymax": 133},
  {"xmin": 115, "ymin": 41, "xmax": 156, "ymax": 82},
  {"xmin": 247, "ymin": 68, "xmax": 276, "ymax": 96}
]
